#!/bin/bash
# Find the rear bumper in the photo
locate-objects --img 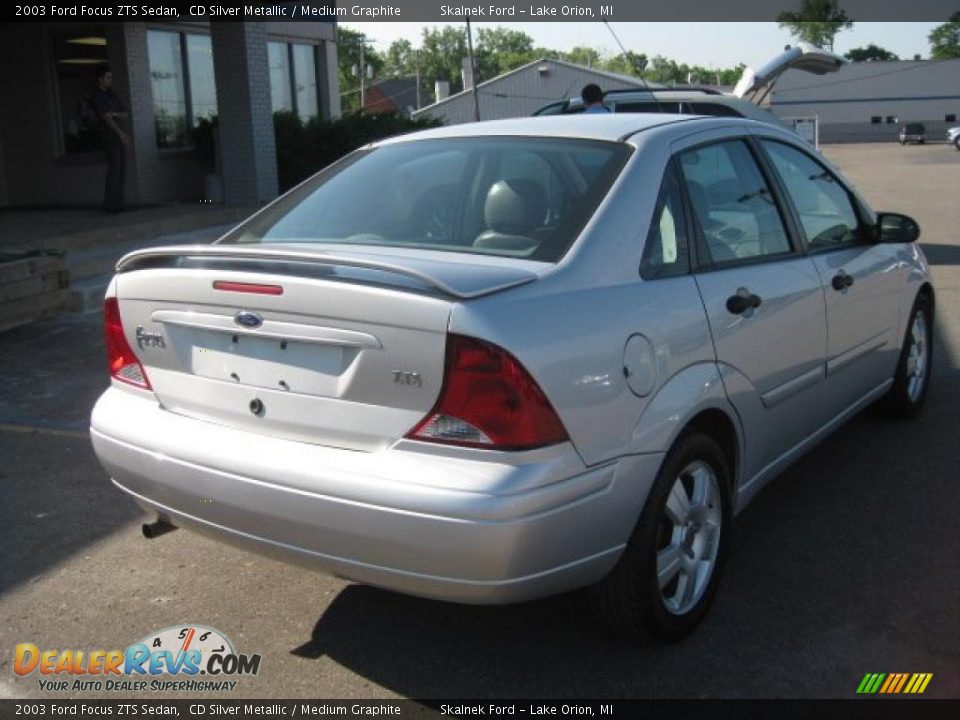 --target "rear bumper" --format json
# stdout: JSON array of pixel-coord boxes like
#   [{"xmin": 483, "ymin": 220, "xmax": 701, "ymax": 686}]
[{"xmin": 91, "ymin": 387, "xmax": 662, "ymax": 604}]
